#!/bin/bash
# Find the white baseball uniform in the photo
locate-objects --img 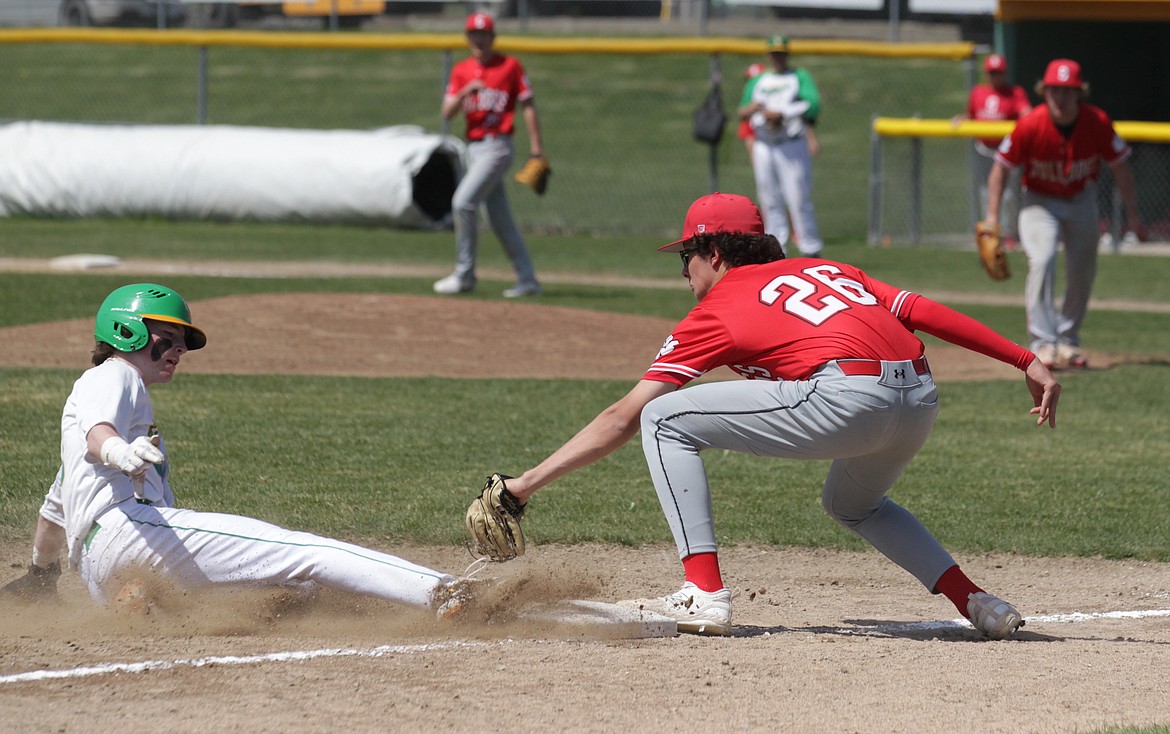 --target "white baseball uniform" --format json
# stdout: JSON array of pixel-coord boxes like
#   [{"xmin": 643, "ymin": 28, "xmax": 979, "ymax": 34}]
[
  {"xmin": 742, "ymin": 68, "xmax": 823, "ymax": 256},
  {"xmin": 59, "ymin": 358, "xmax": 452, "ymax": 608}
]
